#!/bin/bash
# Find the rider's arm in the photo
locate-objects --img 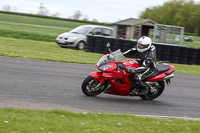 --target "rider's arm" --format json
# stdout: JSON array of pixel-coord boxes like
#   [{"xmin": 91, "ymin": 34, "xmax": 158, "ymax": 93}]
[
  {"xmin": 123, "ymin": 47, "xmax": 137, "ymax": 57},
  {"xmin": 134, "ymin": 57, "xmax": 156, "ymax": 73},
  {"xmin": 120, "ymin": 57, "xmax": 155, "ymax": 74}
]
